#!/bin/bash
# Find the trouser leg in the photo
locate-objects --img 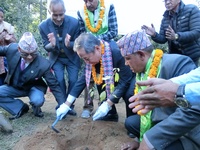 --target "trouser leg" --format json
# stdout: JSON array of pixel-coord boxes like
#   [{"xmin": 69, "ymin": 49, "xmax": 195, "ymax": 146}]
[
  {"xmin": 0, "ymin": 85, "xmax": 28, "ymax": 115},
  {"xmin": 125, "ymin": 115, "xmax": 140, "ymax": 138},
  {"xmin": 83, "ymin": 79, "xmax": 95, "ymax": 112}
]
